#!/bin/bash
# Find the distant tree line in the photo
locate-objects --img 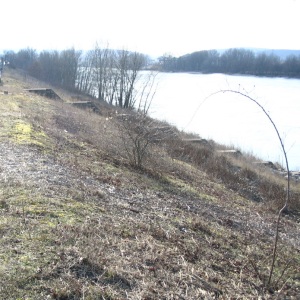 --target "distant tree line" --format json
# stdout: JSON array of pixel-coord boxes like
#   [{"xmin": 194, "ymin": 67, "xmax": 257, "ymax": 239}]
[
  {"xmin": 4, "ymin": 46, "xmax": 151, "ymax": 109},
  {"xmin": 158, "ymin": 48, "xmax": 300, "ymax": 78}
]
